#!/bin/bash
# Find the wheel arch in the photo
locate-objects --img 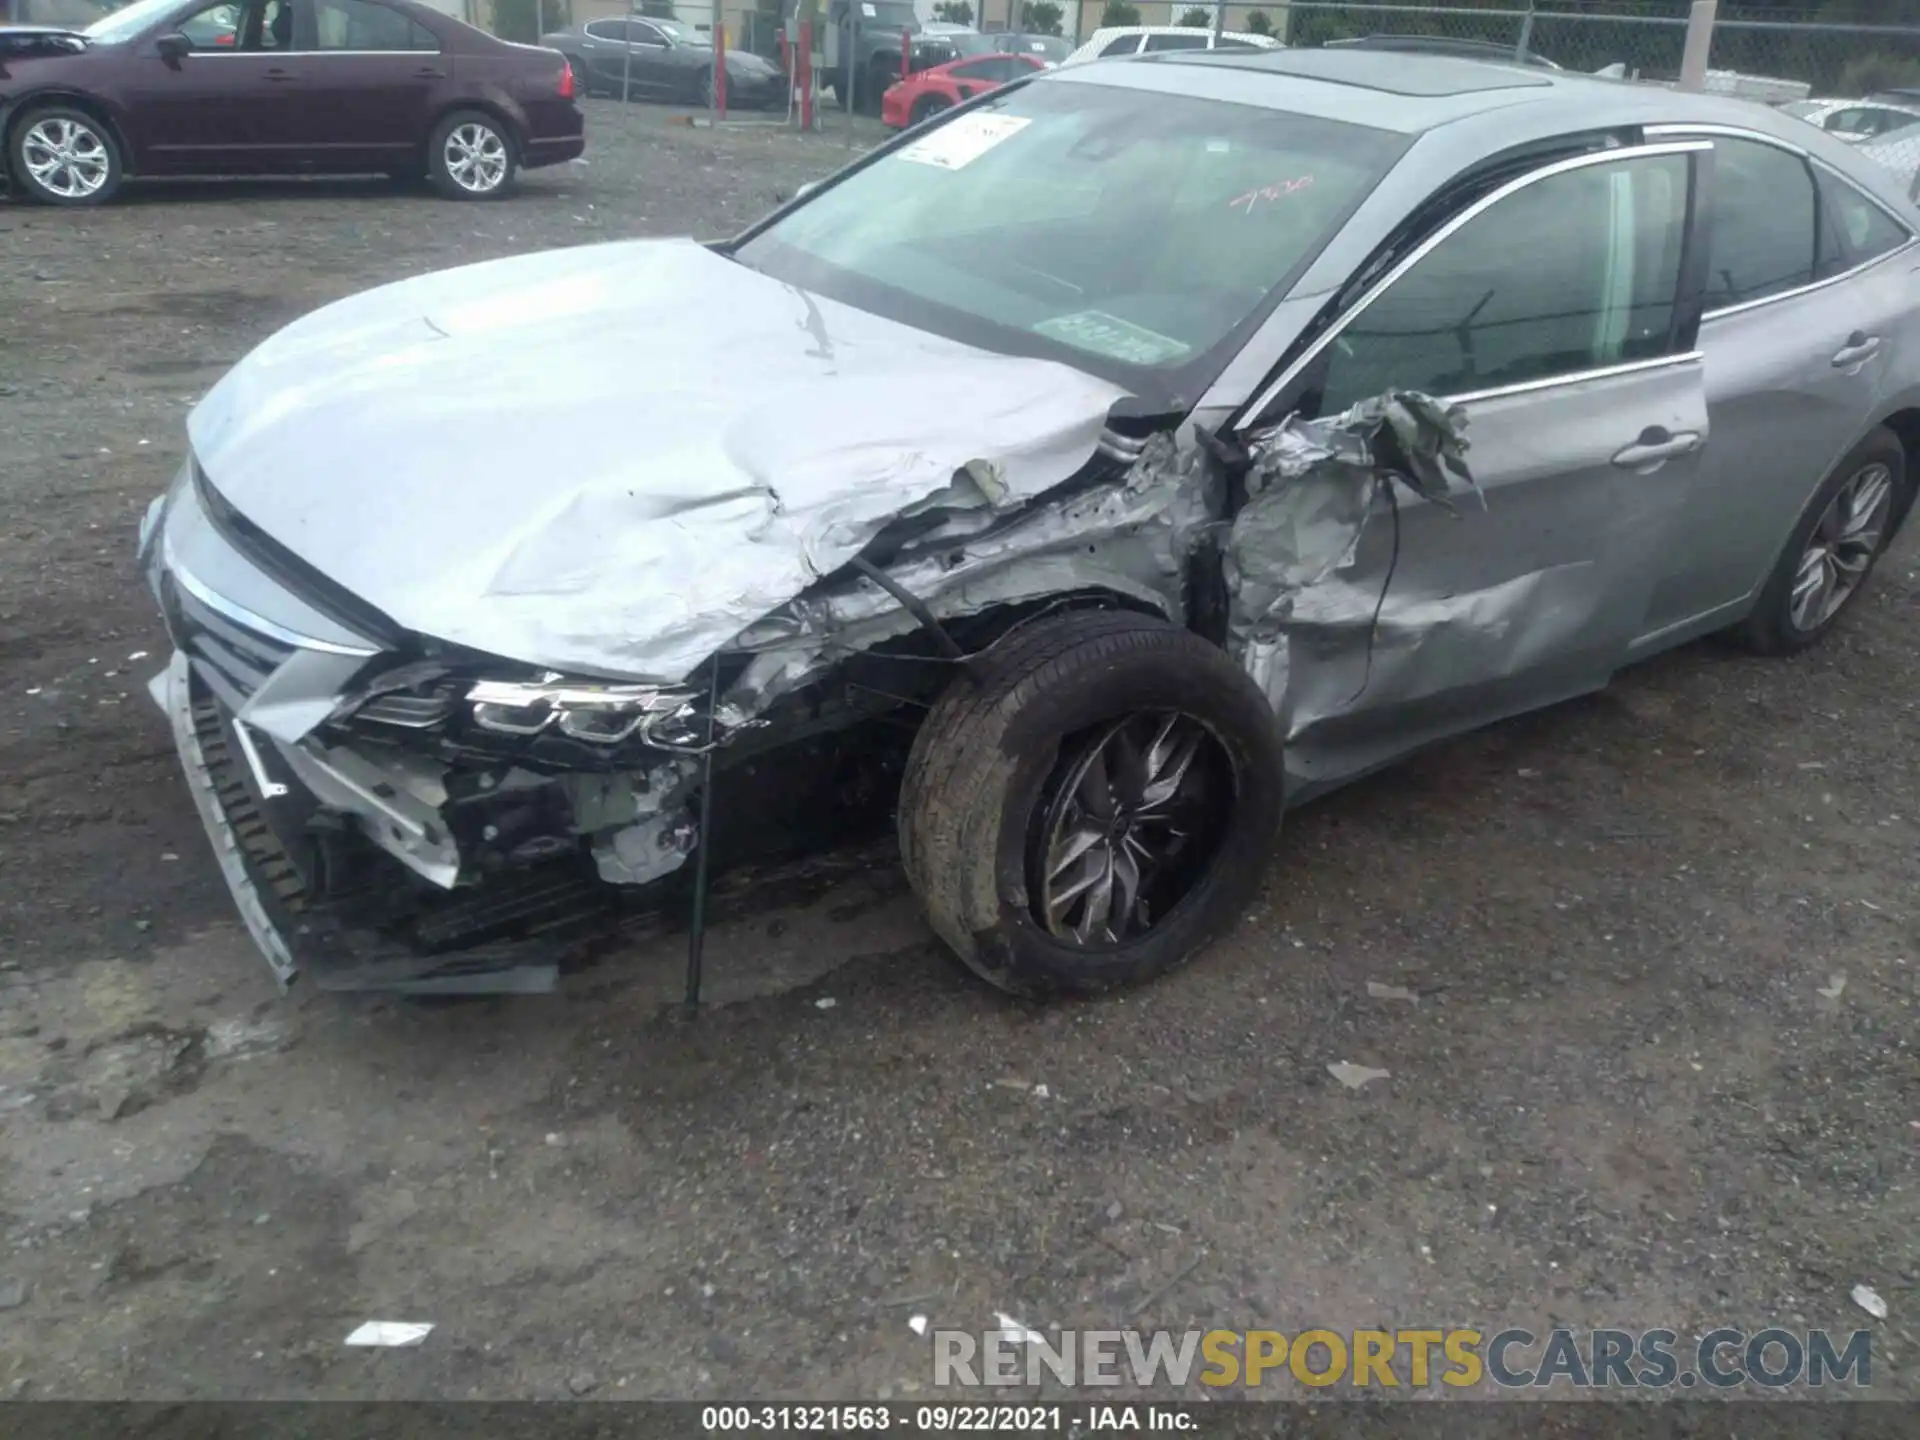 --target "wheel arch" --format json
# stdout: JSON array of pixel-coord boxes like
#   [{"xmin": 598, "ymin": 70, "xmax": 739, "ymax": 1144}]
[
  {"xmin": 3, "ymin": 90, "xmax": 136, "ymax": 179},
  {"xmin": 1872, "ymin": 405, "xmax": 1920, "ymax": 537}
]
